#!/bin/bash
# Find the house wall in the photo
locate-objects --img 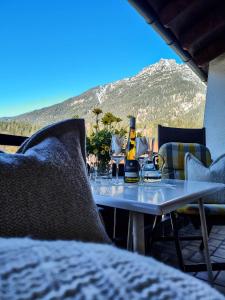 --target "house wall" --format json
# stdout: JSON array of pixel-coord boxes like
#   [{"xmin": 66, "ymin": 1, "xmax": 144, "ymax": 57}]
[{"xmin": 204, "ymin": 53, "xmax": 225, "ymax": 159}]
